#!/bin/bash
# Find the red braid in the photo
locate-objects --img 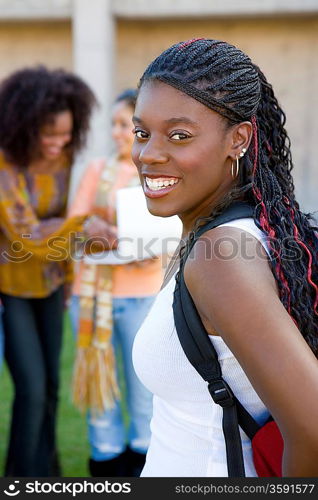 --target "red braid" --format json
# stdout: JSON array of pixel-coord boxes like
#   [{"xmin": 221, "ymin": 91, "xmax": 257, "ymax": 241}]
[
  {"xmin": 178, "ymin": 38, "xmax": 204, "ymax": 50},
  {"xmin": 251, "ymin": 116, "xmax": 292, "ymax": 314},
  {"xmin": 288, "ymin": 207, "xmax": 318, "ymax": 315}
]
